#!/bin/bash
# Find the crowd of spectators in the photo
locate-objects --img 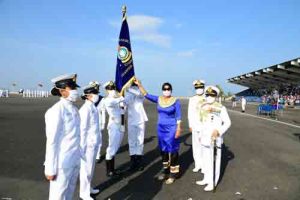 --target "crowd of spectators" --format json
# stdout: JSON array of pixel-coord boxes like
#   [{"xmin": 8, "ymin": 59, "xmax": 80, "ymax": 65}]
[
  {"xmin": 235, "ymin": 87, "xmax": 300, "ymax": 107},
  {"xmin": 262, "ymin": 94, "xmax": 300, "ymax": 106}
]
